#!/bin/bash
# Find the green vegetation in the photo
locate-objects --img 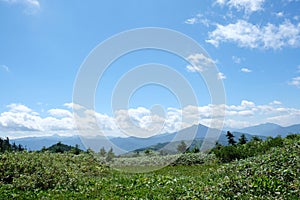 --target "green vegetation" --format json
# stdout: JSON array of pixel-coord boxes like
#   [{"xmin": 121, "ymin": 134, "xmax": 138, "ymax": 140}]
[
  {"xmin": 0, "ymin": 134, "xmax": 299, "ymax": 199},
  {"xmin": 0, "ymin": 137, "xmax": 25, "ymax": 153},
  {"xmin": 40, "ymin": 142, "xmax": 83, "ymax": 154},
  {"xmin": 212, "ymin": 134, "xmax": 284, "ymax": 163}
]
